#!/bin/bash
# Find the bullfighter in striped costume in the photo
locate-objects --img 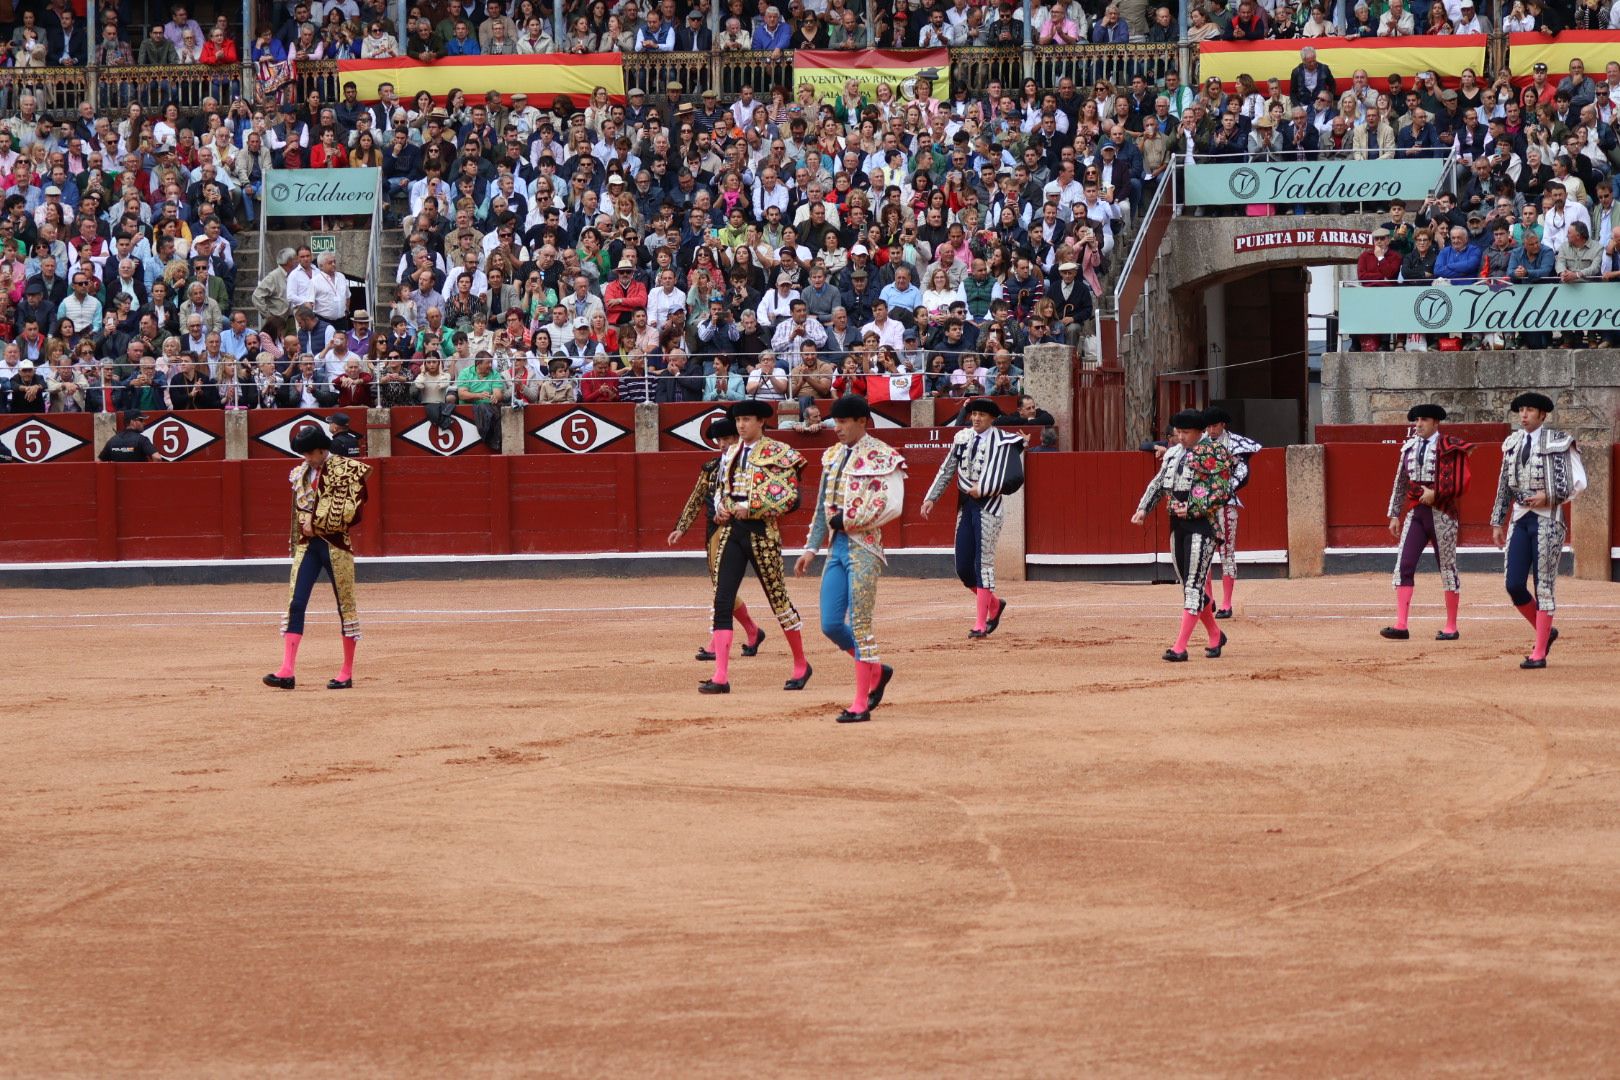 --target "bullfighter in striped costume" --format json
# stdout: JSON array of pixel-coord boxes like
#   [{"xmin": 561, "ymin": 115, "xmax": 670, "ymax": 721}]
[
  {"xmin": 921, "ymin": 398, "xmax": 1027, "ymax": 638},
  {"xmin": 1132, "ymin": 409, "xmax": 1236, "ymax": 662},
  {"xmin": 700, "ymin": 400, "xmax": 813, "ymax": 694},
  {"xmin": 1201, "ymin": 408, "xmax": 1262, "ymax": 618},
  {"xmin": 1491, "ymin": 392, "xmax": 1586, "ymax": 669},
  {"xmin": 1381, "ymin": 404, "xmax": 1474, "ymax": 642},
  {"xmin": 795, "ymin": 396, "xmax": 907, "ymax": 723},
  {"xmin": 264, "ymin": 422, "xmax": 371, "ymax": 691},
  {"xmin": 667, "ymin": 415, "xmax": 768, "ymax": 662}
]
